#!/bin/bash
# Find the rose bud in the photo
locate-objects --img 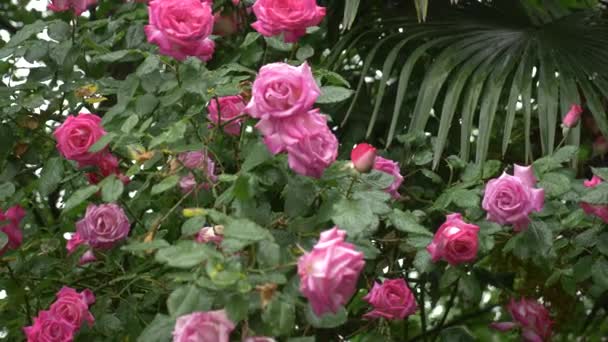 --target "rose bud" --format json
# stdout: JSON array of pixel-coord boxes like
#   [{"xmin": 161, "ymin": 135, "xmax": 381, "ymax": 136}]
[{"xmin": 351, "ymin": 143, "xmax": 377, "ymax": 173}]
